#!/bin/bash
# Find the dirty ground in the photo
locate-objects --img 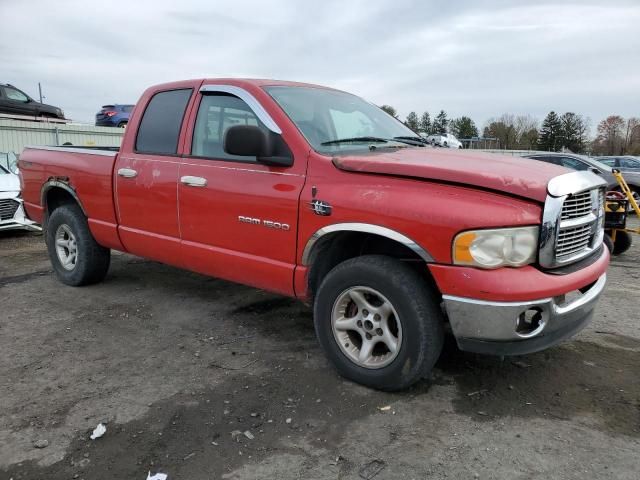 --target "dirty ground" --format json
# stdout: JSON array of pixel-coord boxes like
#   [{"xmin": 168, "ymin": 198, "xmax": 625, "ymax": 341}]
[{"xmin": 1, "ymin": 221, "xmax": 639, "ymax": 479}]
